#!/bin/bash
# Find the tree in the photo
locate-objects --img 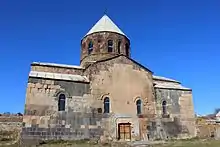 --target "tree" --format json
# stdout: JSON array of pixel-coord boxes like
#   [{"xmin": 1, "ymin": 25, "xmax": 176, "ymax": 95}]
[
  {"xmin": 16, "ymin": 113, "xmax": 23, "ymax": 116},
  {"xmin": 3, "ymin": 112, "xmax": 10, "ymax": 116}
]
